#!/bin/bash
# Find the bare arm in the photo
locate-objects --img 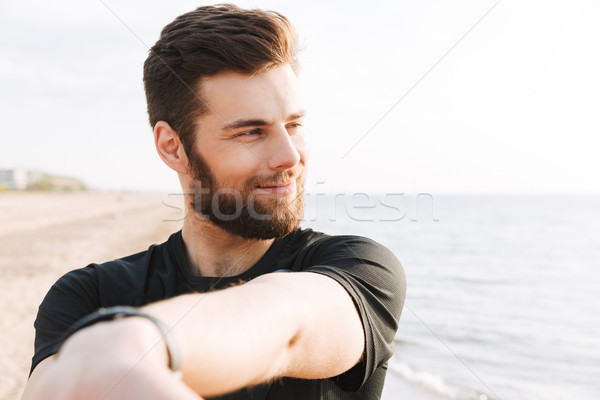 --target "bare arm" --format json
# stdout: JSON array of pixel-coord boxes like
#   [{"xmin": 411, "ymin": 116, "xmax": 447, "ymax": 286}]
[
  {"xmin": 22, "ymin": 272, "xmax": 364, "ymax": 399},
  {"xmin": 151, "ymin": 272, "xmax": 364, "ymax": 393}
]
